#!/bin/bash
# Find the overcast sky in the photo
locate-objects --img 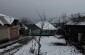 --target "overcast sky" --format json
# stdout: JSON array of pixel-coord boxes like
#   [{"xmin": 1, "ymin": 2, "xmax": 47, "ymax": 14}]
[{"xmin": 0, "ymin": 0, "xmax": 85, "ymax": 21}]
